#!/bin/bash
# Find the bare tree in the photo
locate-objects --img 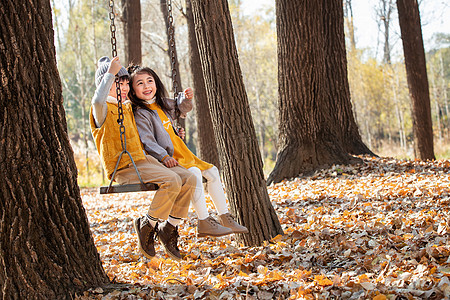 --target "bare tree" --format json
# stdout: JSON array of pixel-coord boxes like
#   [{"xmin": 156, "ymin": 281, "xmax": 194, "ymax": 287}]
[
  {"xmin": 323, "ymin": 0, "xmax": 374, "ymax": 156},
  {"xmin": 377, "ymin": 0, "xmax": 395, "ymax": 64},
  {"xmin": 268, "ymin": 0, "xmax": 363, "ymax": 185},
  {"xmin": 344, "ymin": 0, "xmax": 356, "ymax": 51},
  {"xmin": 185, "ymin": 0, "xmax": 220, "ymax": 167},
  {"xmin": 397, "ymin": 0, "xmax": 435, "ymax": 159},
  {"xmin": 190, "ymin": 0, "xmax": 283, "ymax": 245},
  {"xmin": 0, "ymin": 0, "xmax": 109, "ymax": 298},
  {"xmin": 121, "ymin": 0, "xmax": 142, "ymax": 65}
]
